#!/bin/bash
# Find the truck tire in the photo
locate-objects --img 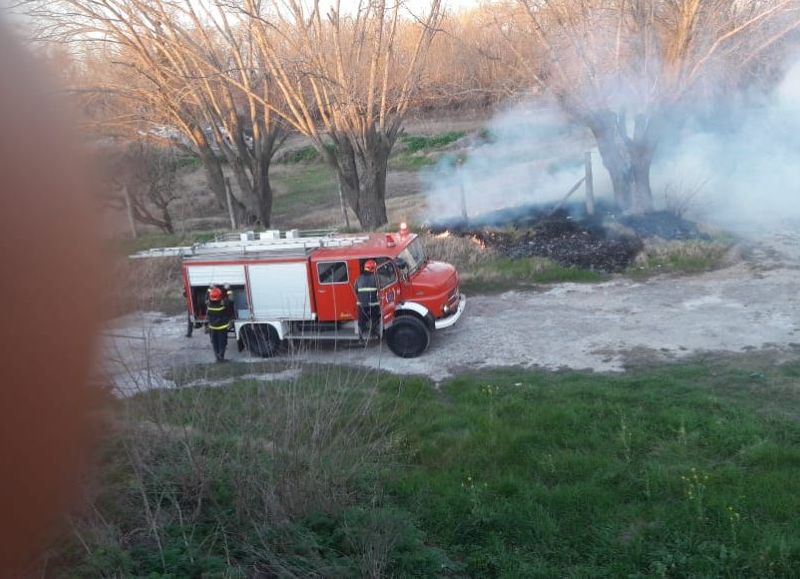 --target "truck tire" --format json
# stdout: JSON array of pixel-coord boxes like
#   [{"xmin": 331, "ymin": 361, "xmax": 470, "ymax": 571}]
[
  {"xmin": 241, "ymin": 324, "xmax": 281, "ymax": 358},
  {"xmin": 387, "ymin": 315, "xmax": 431, "ymax": 358}
]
